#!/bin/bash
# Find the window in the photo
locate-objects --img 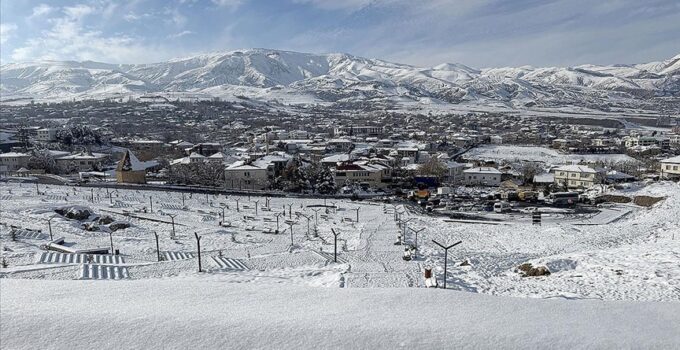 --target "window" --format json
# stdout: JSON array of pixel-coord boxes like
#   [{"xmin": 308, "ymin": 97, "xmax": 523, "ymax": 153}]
[{"xmin": 674, "ymin": 166, "xmax": 678, "ymax": 171}]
